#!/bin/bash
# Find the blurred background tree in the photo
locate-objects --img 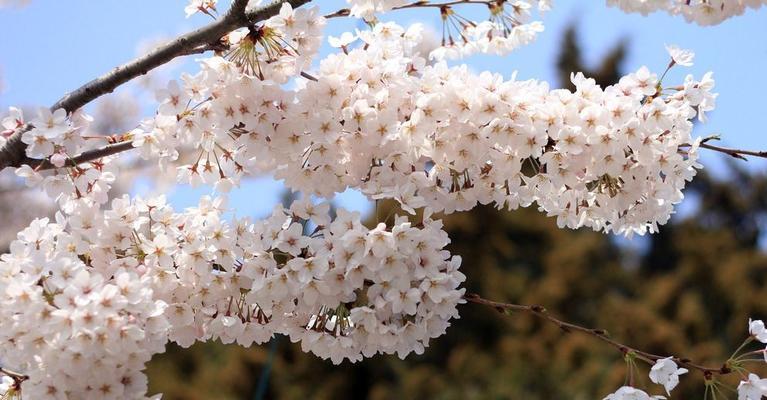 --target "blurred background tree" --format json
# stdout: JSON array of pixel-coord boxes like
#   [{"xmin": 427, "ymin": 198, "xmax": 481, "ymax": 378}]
[{"xmin": 145, "ymin": 24, "xmax": 767, "ymax": 400}]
